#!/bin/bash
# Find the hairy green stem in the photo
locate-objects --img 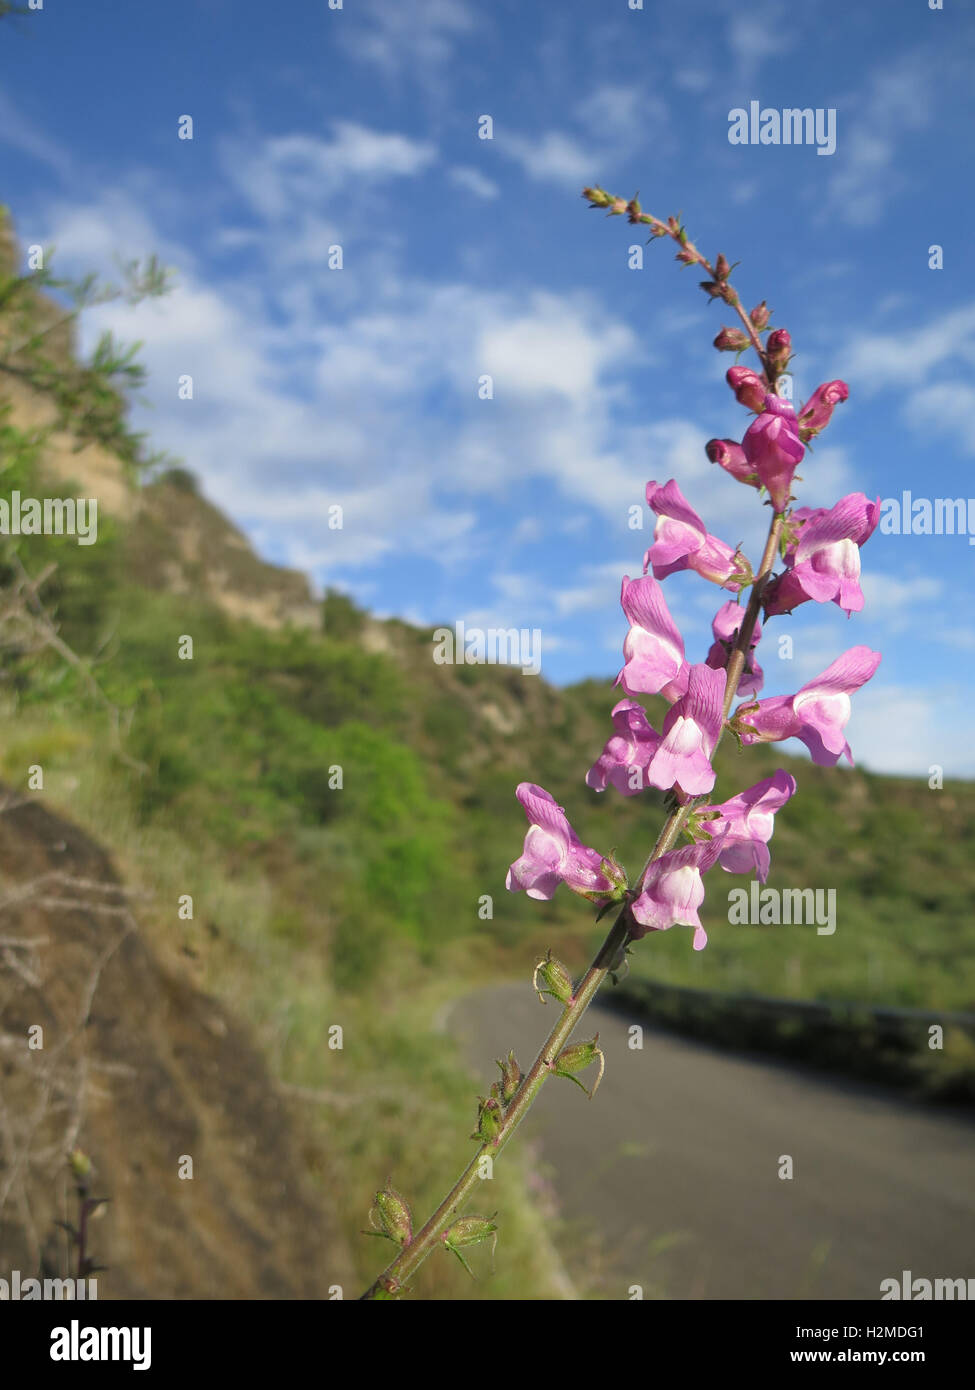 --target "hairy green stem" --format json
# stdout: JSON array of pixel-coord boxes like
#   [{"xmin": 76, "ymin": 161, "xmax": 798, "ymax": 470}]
[{"xmin": 361, "ymin": 504, "xmax": 785, "ymax": 1300}]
